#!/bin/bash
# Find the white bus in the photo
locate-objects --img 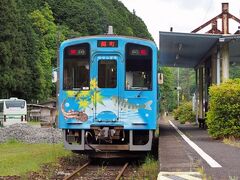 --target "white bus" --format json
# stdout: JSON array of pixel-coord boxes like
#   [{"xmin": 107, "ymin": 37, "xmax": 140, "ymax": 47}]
[{"xmin": 0, "ymin": 98, "xmax": 27, "ymax": 126}]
